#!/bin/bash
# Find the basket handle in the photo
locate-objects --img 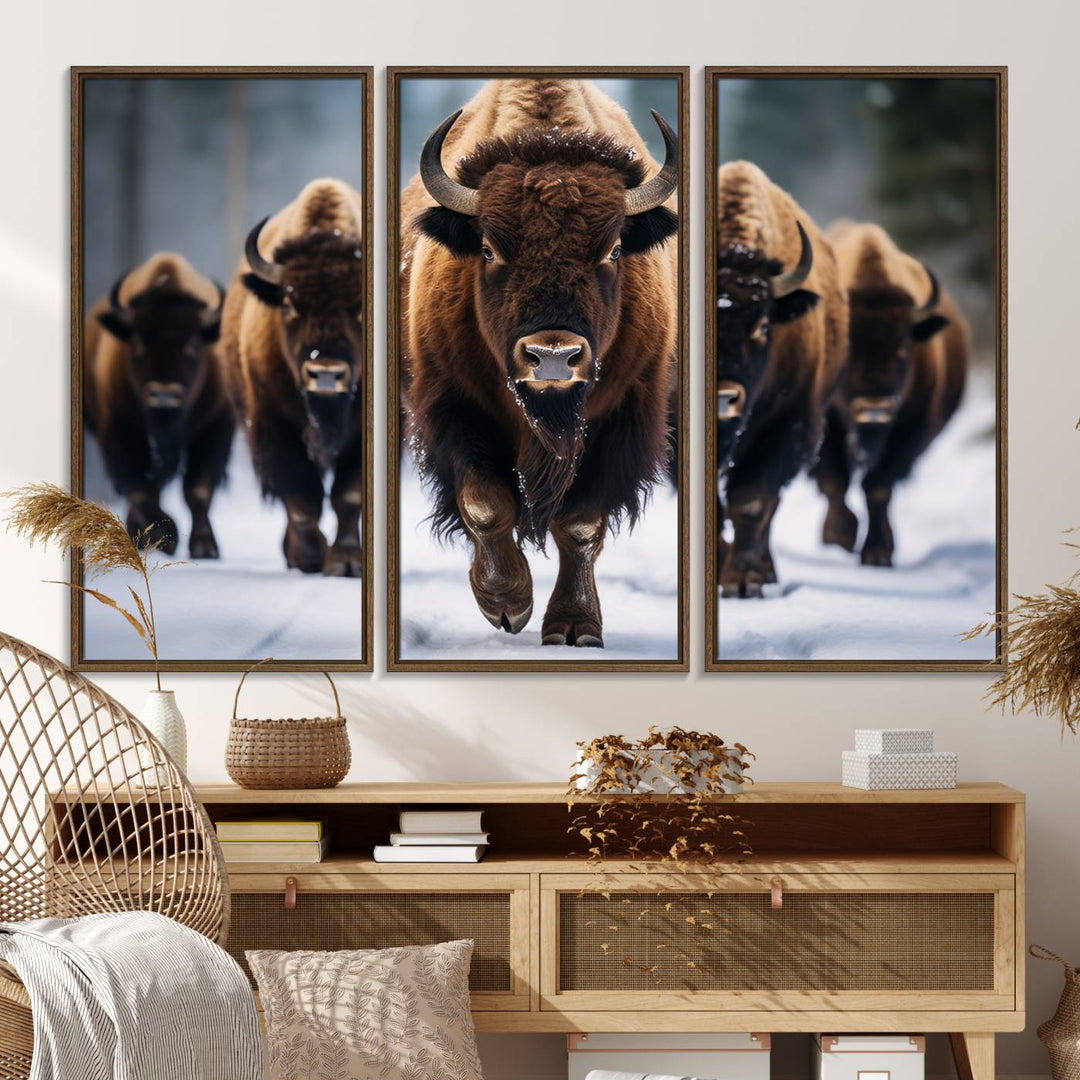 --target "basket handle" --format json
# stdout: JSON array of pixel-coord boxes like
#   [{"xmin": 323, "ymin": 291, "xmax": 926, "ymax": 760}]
[
  {"xmin": 233, "ymin": 658, "xmax": 343, "ymax": 720},
  {"xmin": 1030, "ymin": 944, "xmax": 1075, "ymax": 970}
]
